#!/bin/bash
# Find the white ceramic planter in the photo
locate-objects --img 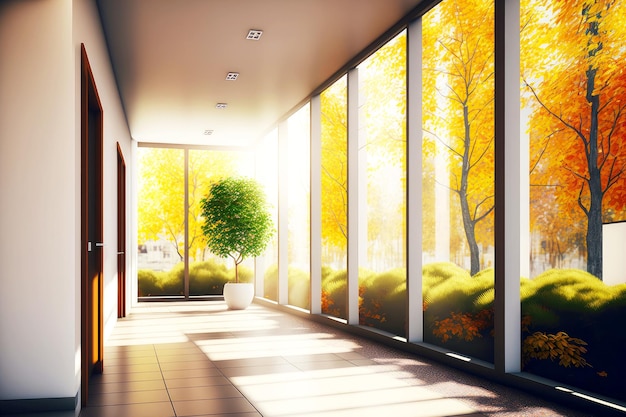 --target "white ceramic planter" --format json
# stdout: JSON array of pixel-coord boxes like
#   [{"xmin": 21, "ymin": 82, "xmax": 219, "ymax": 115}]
[{"xmin": 223, "ymin": 282, "xmax": 254, "ymax": 310}]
